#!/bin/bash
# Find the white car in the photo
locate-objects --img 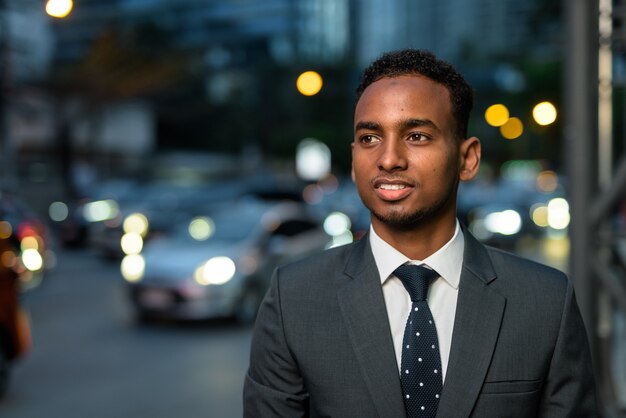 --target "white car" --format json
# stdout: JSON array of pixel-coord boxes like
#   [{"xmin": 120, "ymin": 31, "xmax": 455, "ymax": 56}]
[{"xmin": 124, "ymin": 199, "xmax": 330, "ymax": 323}]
